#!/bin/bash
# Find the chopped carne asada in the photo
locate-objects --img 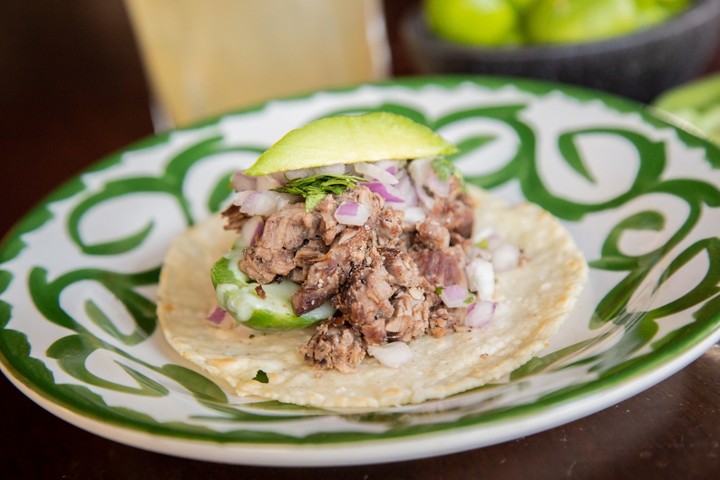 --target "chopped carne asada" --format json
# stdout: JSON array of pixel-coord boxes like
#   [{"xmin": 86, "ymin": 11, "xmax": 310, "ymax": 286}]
[{"xmin": 220, "ymin": 158, "xmax": 495, "ymax": 371}]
